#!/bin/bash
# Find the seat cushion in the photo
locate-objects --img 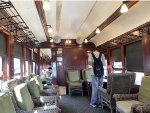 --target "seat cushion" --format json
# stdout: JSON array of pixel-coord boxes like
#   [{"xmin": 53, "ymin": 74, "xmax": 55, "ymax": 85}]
[
  {"xmin": 14, "ymin": 83, "xmax": 34, "ymax": 111},
  {"xmin": 116, "ymin": 100, "xmax": 142, "ymax": 113},
  {"xmin": 0, "ymin": 92, "xmax": 16, "ymax": 113},
  {"xmin": 138, "ymin": 76, "xmax": 150, "ymax": 103},
  {"xmin": 27, "ymin": 79, "xmax": 40, "ymax": 97},
  {"xmin": 68, "ymin": 70, "xmax": 80, "ymax": 82},
  {"xmin": 70, "ymin": 82, "xmax": 82, "ymax": 86},
  {"xmin": 34, "ymin": 76, "xmax": 44, "ymax": 91}
]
